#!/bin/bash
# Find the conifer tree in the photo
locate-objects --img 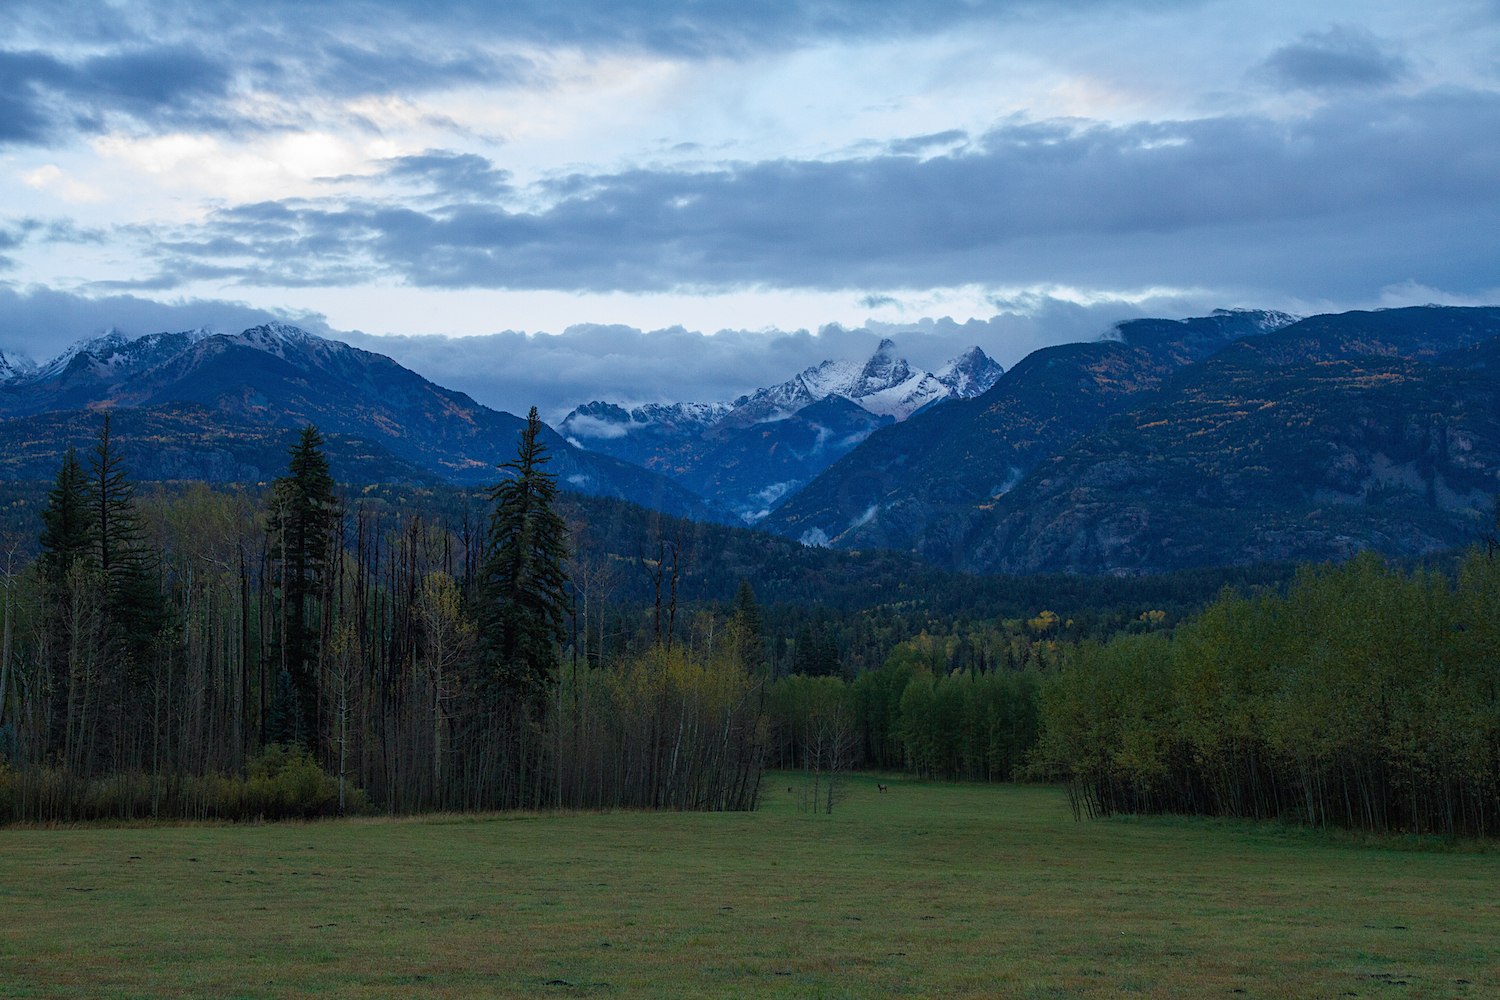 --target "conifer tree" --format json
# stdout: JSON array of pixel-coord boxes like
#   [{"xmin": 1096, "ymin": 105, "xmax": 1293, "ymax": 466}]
[
  {"xmin": 730, "ymin": 579, "xmax": 765, "ymax": 670},
  {"xmin": 38, "ymin": 448, "xmax": 93, "ymax": 584},
  {"xmin": 87, "ymin": 413, "xmax": 167, "ymax": 659},
  {"xmin": 479, "ymin": 407, "xmax": 570, "ymax": 701},
  {"xmin": 269, "ymin": 424, "xmax": 336, "ymax": 744}
]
